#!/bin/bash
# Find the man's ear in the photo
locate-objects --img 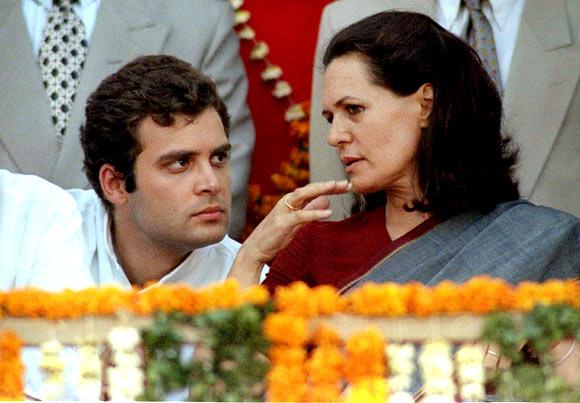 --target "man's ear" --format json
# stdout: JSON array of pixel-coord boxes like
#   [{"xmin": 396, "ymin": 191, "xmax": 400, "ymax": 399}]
[
  {"xmin": 99, "ymin": 164, "xmax": 129, "ymax": 206},
  {"xmin": 417, "ymin": 83, "xmax": 433, "ymax": 128}
]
